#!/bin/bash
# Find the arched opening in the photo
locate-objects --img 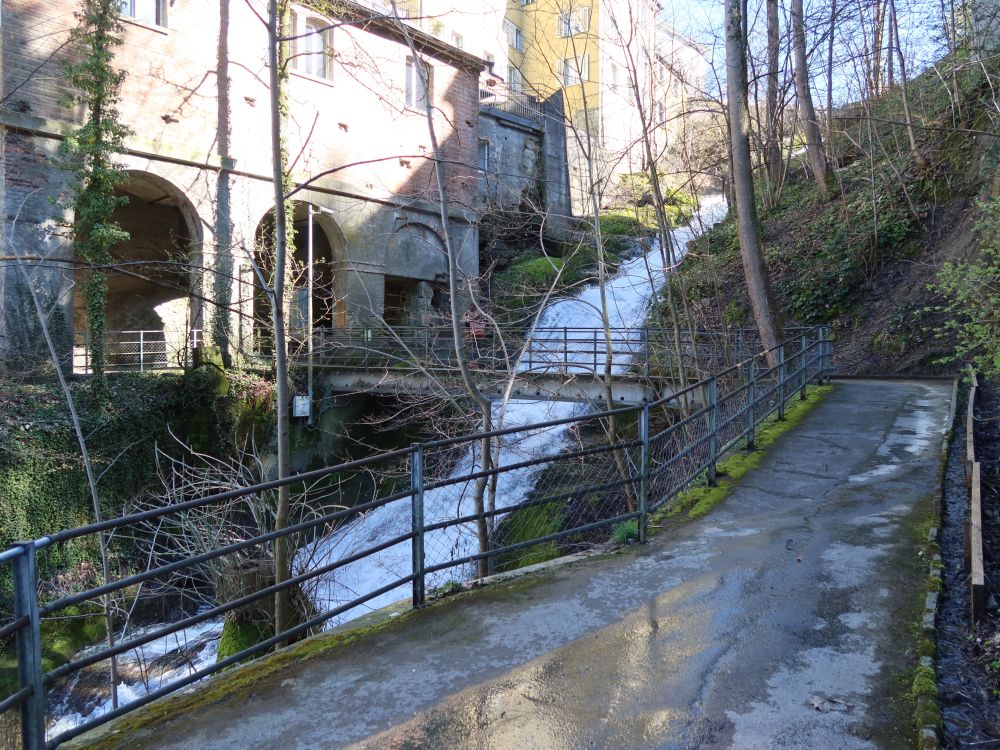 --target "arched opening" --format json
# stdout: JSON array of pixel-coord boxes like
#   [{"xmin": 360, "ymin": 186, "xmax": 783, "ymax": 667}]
[
  {"xmin": 74, "ymin": 171, "xmax": 201, "ymax": 371},
  {"xmin": 384, "ymin": 222, "xmax": 450, "ymax": 327},
  {"xmin": 253, "ymin": 202, "xmax": 347, "ymax": 350}
]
